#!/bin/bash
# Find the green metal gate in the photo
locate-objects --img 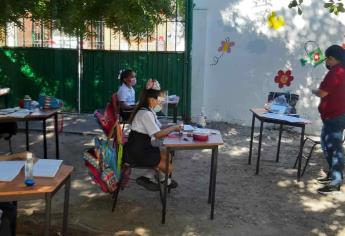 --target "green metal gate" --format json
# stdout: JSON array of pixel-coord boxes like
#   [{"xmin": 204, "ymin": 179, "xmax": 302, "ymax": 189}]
[
  {"xmin": 81, "ymin": 50, "xmax": 186, "ymax": 115},
  {"xmin": 0, "ymin": 47, "xmax": 188, "ymax": 116}
]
